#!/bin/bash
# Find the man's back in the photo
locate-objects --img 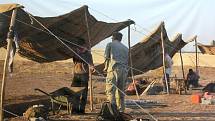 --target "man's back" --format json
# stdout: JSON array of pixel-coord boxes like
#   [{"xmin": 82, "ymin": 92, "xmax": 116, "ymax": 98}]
[{"xmin": 105, "ymin": 41, "xmax": 128, "ymax": 70}]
